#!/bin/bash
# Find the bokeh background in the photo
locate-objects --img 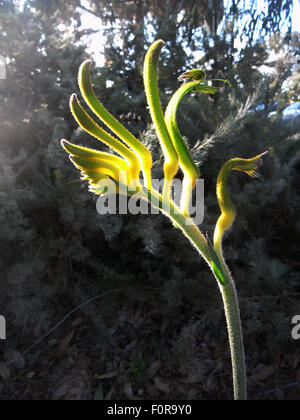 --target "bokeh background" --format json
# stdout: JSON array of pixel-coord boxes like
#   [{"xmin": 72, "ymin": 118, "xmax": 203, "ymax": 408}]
[{"xmin": 0, "ymin": 0, "xmax": 300, "ymax": 400}]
